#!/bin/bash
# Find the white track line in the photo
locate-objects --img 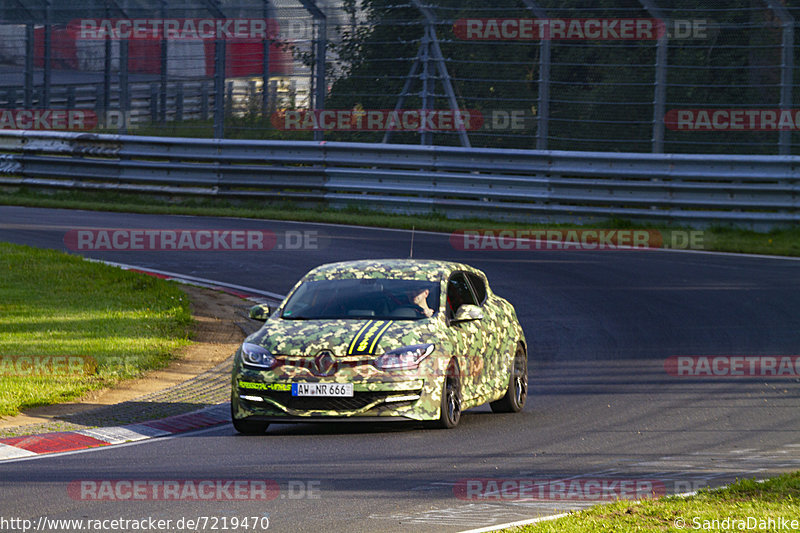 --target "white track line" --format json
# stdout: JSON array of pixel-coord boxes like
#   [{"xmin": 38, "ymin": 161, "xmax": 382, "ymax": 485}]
[
  {"xmin": 458, "ymin": 512, "xmax": 570, "ymax": 533},
  {"xmin": 83, "ymin": 258, "xmax": 286, "ymax": 300}
]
